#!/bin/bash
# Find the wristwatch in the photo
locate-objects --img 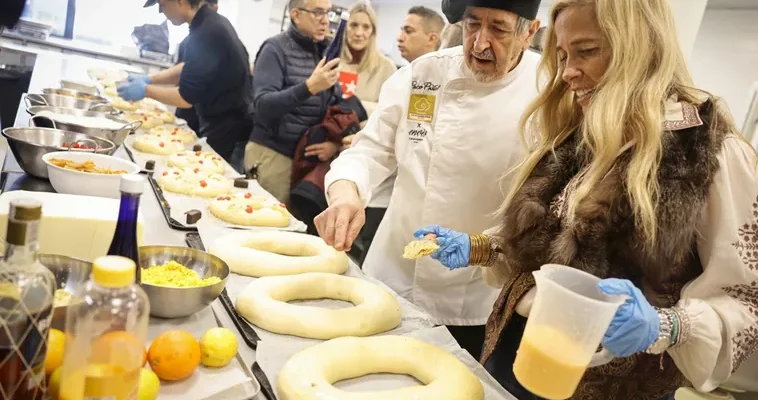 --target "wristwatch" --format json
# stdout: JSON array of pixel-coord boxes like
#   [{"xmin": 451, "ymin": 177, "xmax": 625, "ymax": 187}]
[{"xmin": 645, "ymin": 308, "xmax": 673, "ymax": 355}]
